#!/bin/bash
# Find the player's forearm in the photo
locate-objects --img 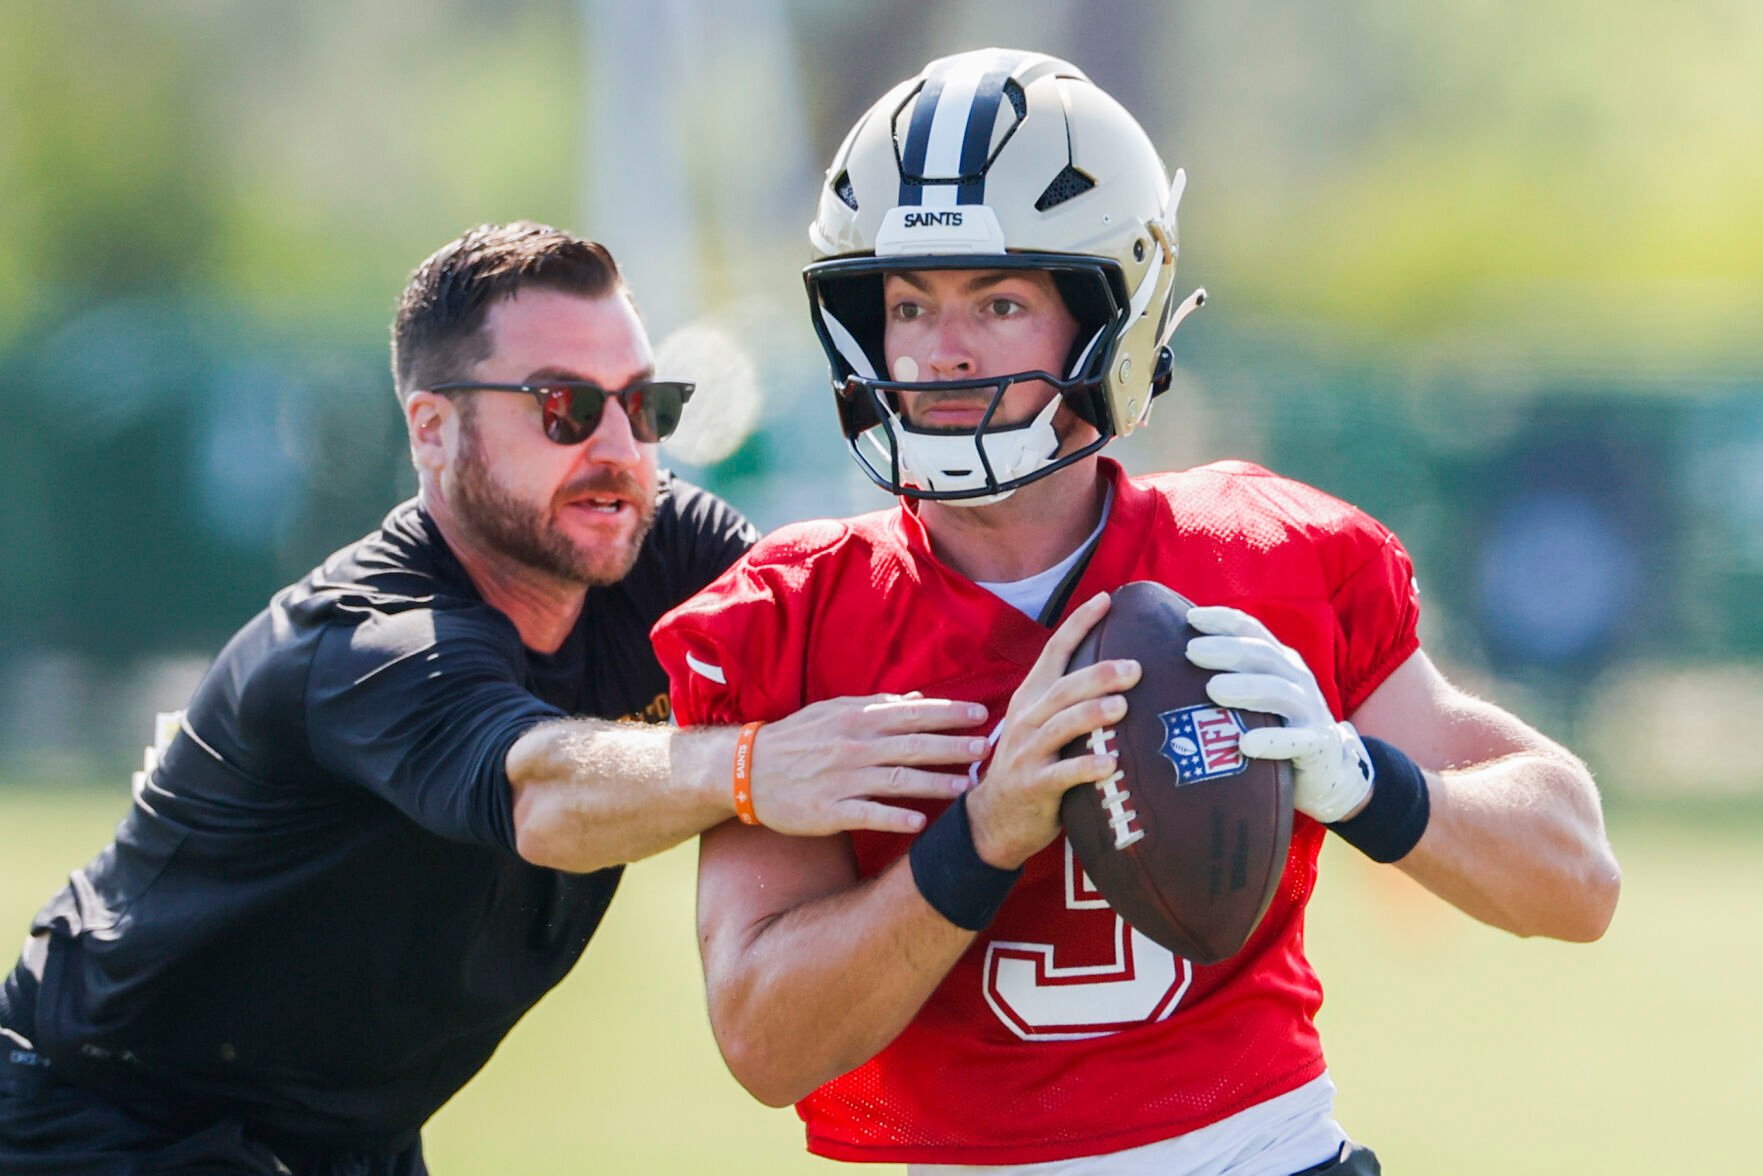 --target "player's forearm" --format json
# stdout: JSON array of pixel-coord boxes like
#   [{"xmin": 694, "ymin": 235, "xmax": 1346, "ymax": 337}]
[
  {"xmin": 705, "ymin": 859, "xmax": 973, "ymax": 1107},
  {"xmin": 1396, "ymin": 752, "xmax": 1620, "ymax": 941},
  {"xmin": 507, "ymin": 719, "xmax": 733, "ymax": 872}
]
